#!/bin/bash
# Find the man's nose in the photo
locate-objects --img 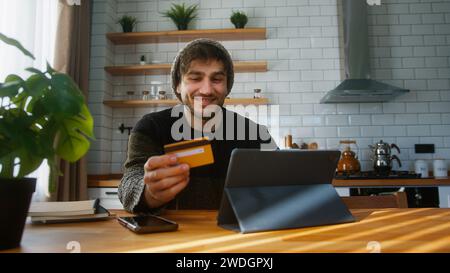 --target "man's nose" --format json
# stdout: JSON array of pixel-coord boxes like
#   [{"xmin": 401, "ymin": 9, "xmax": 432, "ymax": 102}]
[{"xmin": 198, "ymin": 79, "xmax": 213, "ymax": 95}]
